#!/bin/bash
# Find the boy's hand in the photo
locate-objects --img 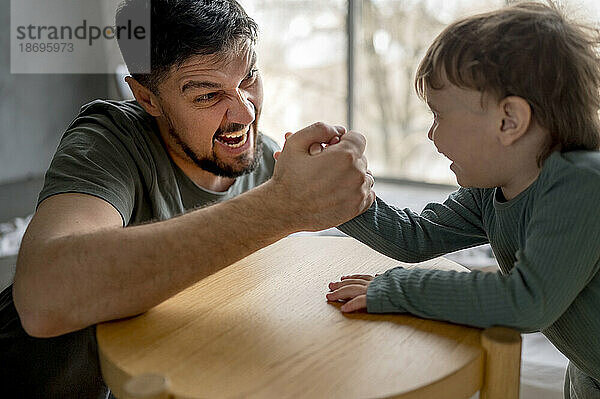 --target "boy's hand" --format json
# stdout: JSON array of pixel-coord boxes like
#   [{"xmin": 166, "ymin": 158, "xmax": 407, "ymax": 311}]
[
  {"xmin": 273, "ymin": 128, "xmax": 344, "ymax": 160},
  {"xmin": 326, "ymin": 274, "xmax": 375, "ymax": 312}
]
